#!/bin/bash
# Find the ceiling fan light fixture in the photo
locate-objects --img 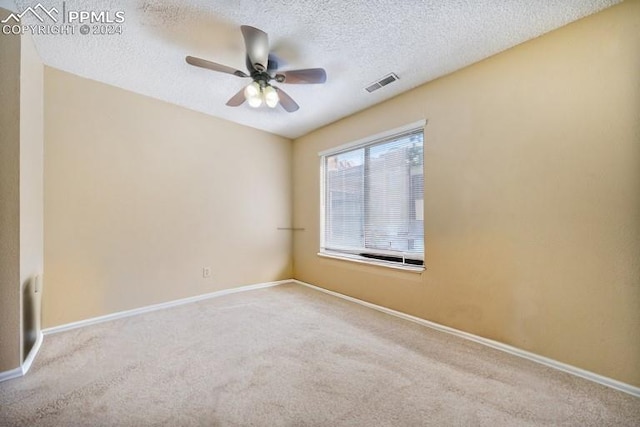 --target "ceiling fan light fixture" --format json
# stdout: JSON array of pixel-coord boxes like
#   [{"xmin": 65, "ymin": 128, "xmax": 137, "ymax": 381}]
[
  {"xmin": 186, "ymin": 25, "xmax": 325, "ymax": 113},
  {"xmin": 247, "ymin": 96, "xmax": 263, "ymax": 108},
  {"xmin": 244, "ymin": 82, "xmax": 262, "ymax": 108},
  {"xmin": 263, "ymin": 85, "xmax": 279, "ymax": 108}
]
